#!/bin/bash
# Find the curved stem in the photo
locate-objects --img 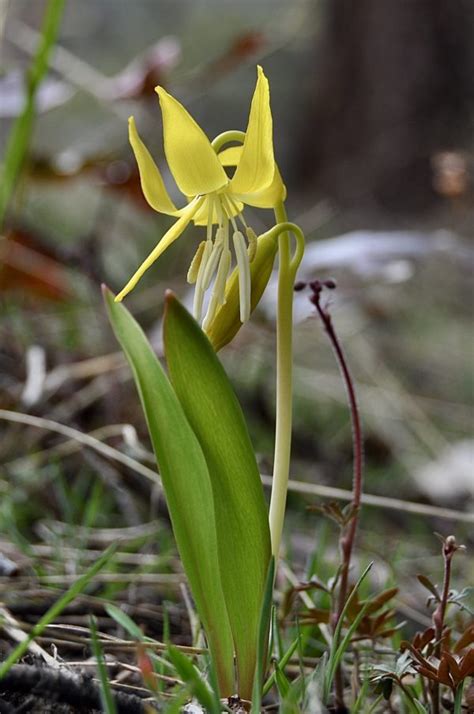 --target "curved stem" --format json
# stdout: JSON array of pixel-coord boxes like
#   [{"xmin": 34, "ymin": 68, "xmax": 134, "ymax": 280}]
[
  {"xmin": 268, "ymin": 203, "xmax": 304, "ymax": 557},
  {"xmin": 211, "ymin": 130, "xmax": 245, "ymax": 153},
  {"xmin": 311, "ymin": 285, "xmax": 364, "ymax": 711}
]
